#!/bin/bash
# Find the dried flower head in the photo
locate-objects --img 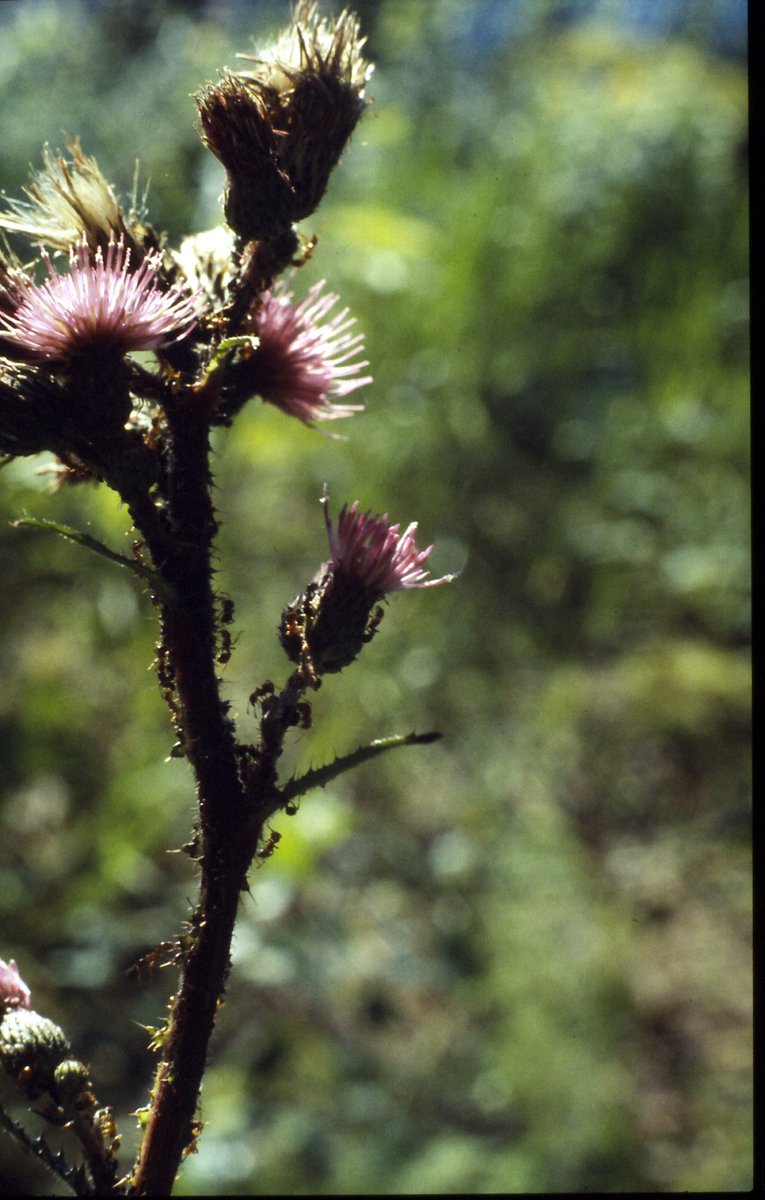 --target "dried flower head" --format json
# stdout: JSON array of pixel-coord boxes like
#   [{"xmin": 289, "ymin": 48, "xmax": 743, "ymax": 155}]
[
  {"xmin": 0, "ymin": 139, "xmax": 128, "ymax": 254},
  {"xmin": 240, "ymin": 0, "xmax": 372, "ymax": 98},
  {"xmin": 196, "ymin": 73, "xmax": 295, "ymax": 241},
  {"xmin": 239, "ymin": 1, "xmax": 373, "ymax": 221},
  {"xmin": 198, "ymin": 2, "xmax": 372, "ymax": 239},
  {"xmin": 280, "ymin": 491, "xmax": 453, "ymax": 676},
  {"xmin": 0, "ymin": 958, "xmax": 31, "ymax": 1010},
  {"xmin": 237, "ymin": 279, "xmax": 370, "ymax": 424},
  {"xmin": 0, "ymin": 234, "xmax": 198, "ymax": 363},
  {"xmin": 171, "ymin": 226, "xmax": 237, "ymax": 308}
]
